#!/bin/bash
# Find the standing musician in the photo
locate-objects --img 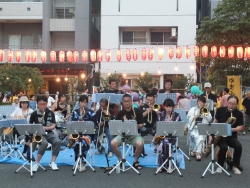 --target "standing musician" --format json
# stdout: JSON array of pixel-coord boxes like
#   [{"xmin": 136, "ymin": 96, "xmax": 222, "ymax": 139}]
[
  {"xmin": 111, "ymin": 94, "xmax": 144, "ymax": 170},
  {"xmin": 187, "ymin": 96, "xmax": 212, "ymax": 161},
  {"xmin": 70, "ymin": 95, "xmax": 95, "ymax": 172},
  {"xmin": 10, "ymin": 96, "xmax": 33, "ymax": 158},
  {"xmin": 95, "ymin": 98, "xmax": 115, "ymax": 157},
  {"xmin": 29, "ymin": 95, "xmax": 61, "ymax": 171},
  {"xmin": 214, "ymin": 95, "xmax": 243, "ymax": 174},
  {"xmin": 159, "ymin": 79, "xmax": 175, "ymax": 94}
]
